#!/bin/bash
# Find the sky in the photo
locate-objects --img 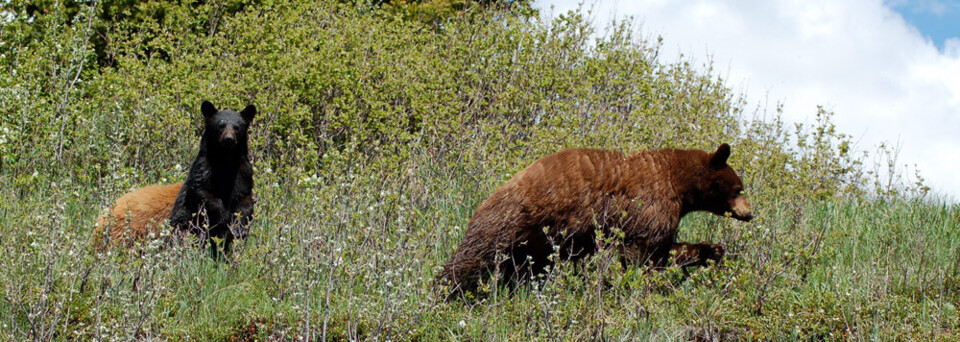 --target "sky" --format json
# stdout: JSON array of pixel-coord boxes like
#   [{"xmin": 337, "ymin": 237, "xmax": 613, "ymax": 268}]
[
  {"xmin": 889, "ymin": 0, "xmax": 960, "ymax": 51},
  {"xmin": 535, "ymin": 0, "xmax": 960, "ymax": 200}
]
